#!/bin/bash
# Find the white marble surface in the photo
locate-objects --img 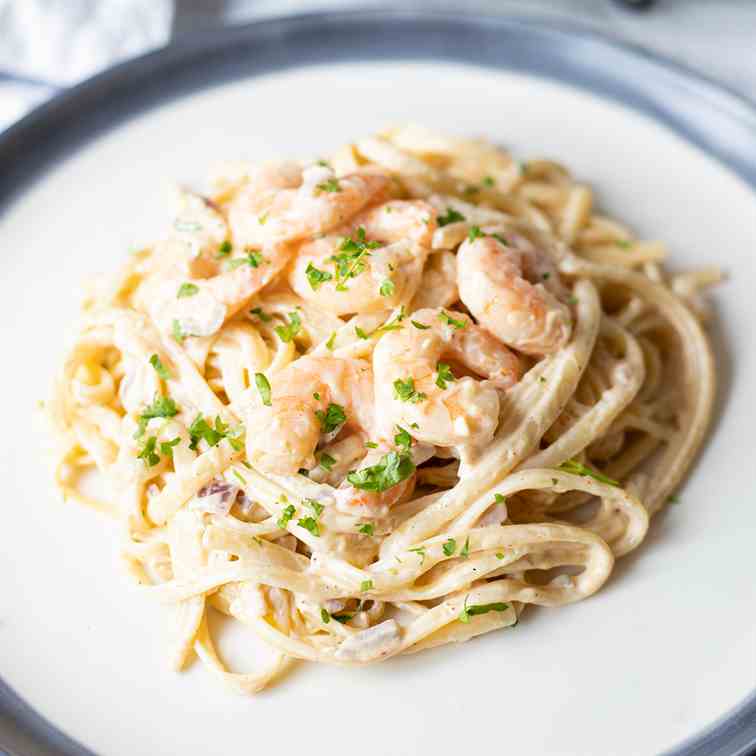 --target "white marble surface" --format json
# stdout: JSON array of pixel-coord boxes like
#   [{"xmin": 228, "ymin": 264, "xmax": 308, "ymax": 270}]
[{"xmin": 1, "ymin": 0, "xmax": 756, "ymax": 133}]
